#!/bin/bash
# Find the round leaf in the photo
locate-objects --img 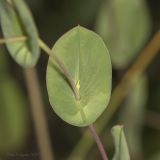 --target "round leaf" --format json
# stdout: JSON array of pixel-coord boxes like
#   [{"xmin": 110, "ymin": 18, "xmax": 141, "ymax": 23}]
[
  {"xmin": 0, "ymin": 0, "xmax": 40, "ymax": 68},
  {"xmin": 95, "ymin": 0, "xmax": 151, "ymax": 69},
  {"xmin": 47, "ymin": 26, "xmax": 112, "ymax": 127}
]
